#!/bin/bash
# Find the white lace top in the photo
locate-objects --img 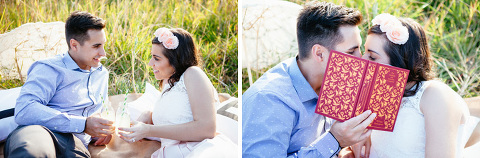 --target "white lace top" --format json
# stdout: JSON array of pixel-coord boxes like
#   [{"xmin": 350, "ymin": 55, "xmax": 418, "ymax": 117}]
[
  {"xmin": 151, "ymin": 73, "xmax": 219, "ymax": 146},
  {"xmin": 370, "ymin": 80, "xmax": 469, "ymax": 158}
]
